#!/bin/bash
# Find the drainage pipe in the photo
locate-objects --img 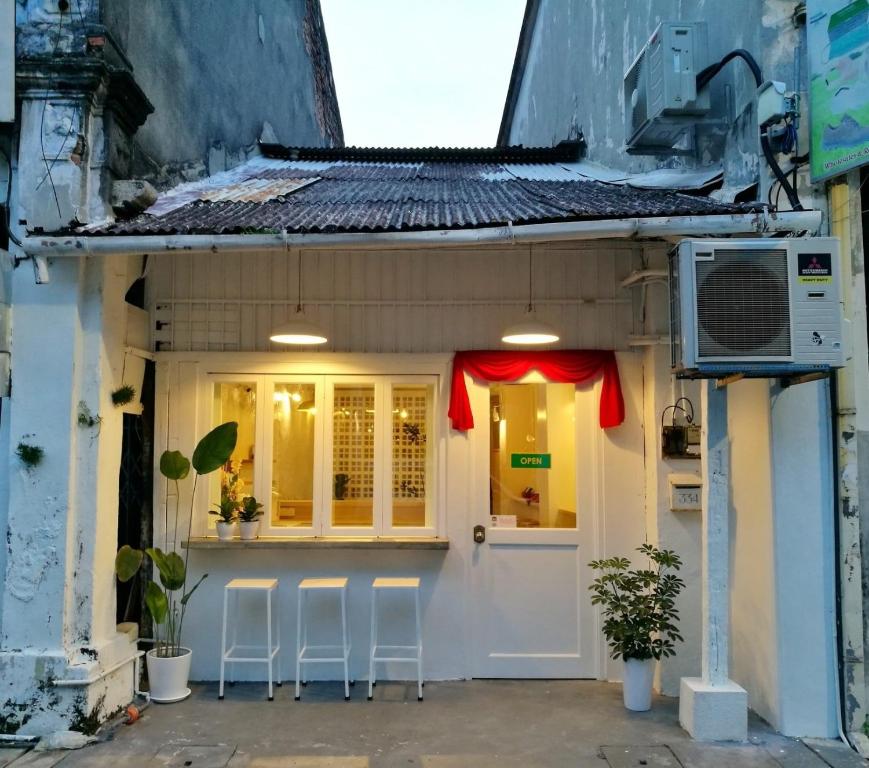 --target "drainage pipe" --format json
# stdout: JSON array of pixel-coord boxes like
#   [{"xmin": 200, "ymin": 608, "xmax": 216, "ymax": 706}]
[
  {"xmin": 22, "ymin": 210, "xmax": 823, "ymax": 257},
  {"xmin": 51, "ymin": 650, "xmax": 145, "ymax": 688}
]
